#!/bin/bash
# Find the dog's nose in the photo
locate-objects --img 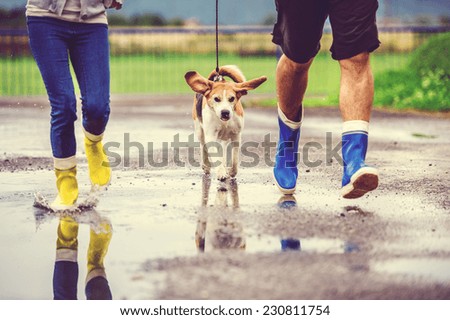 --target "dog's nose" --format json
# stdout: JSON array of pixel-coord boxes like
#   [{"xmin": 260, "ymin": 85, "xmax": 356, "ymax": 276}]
[{"xmin": 221, "ymin": 110, "xmax": 230, "ymax": 120}]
